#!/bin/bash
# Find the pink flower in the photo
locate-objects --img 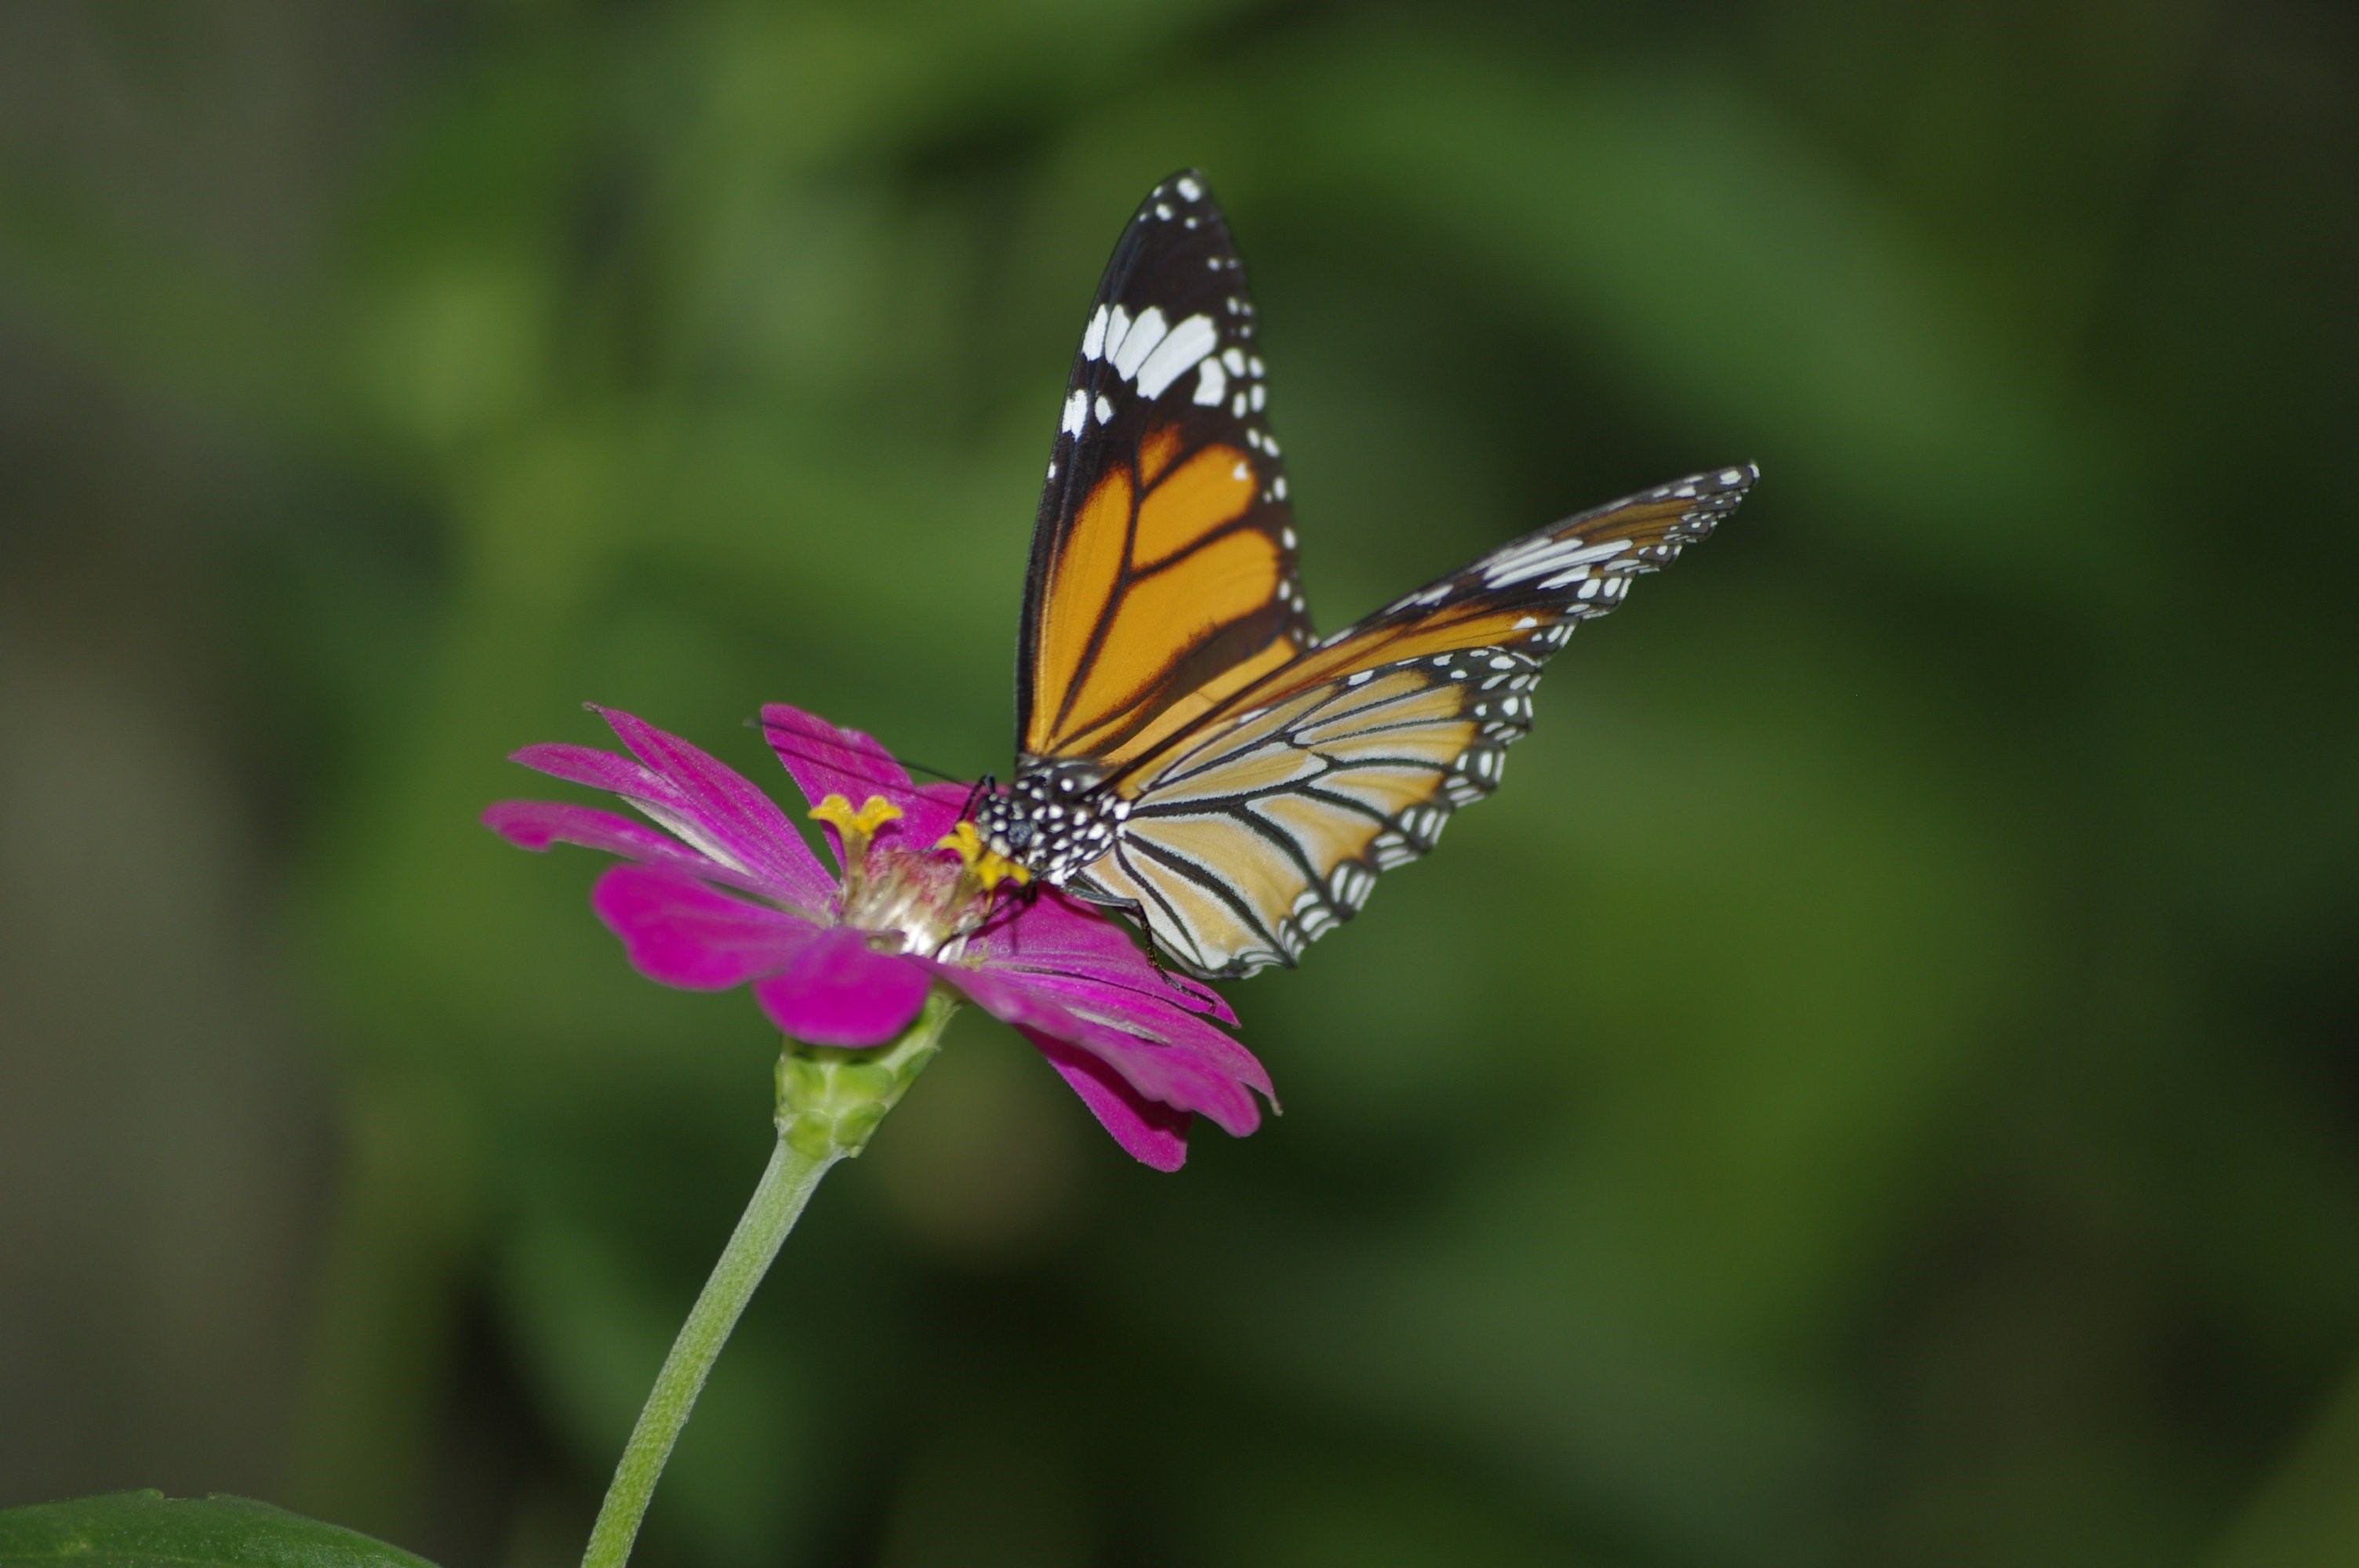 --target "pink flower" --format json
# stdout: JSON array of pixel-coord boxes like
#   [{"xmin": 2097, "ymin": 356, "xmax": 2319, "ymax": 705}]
[{"xmin": 483, "ymin": 704, "xmax": 1271, "ymax": 1171}]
